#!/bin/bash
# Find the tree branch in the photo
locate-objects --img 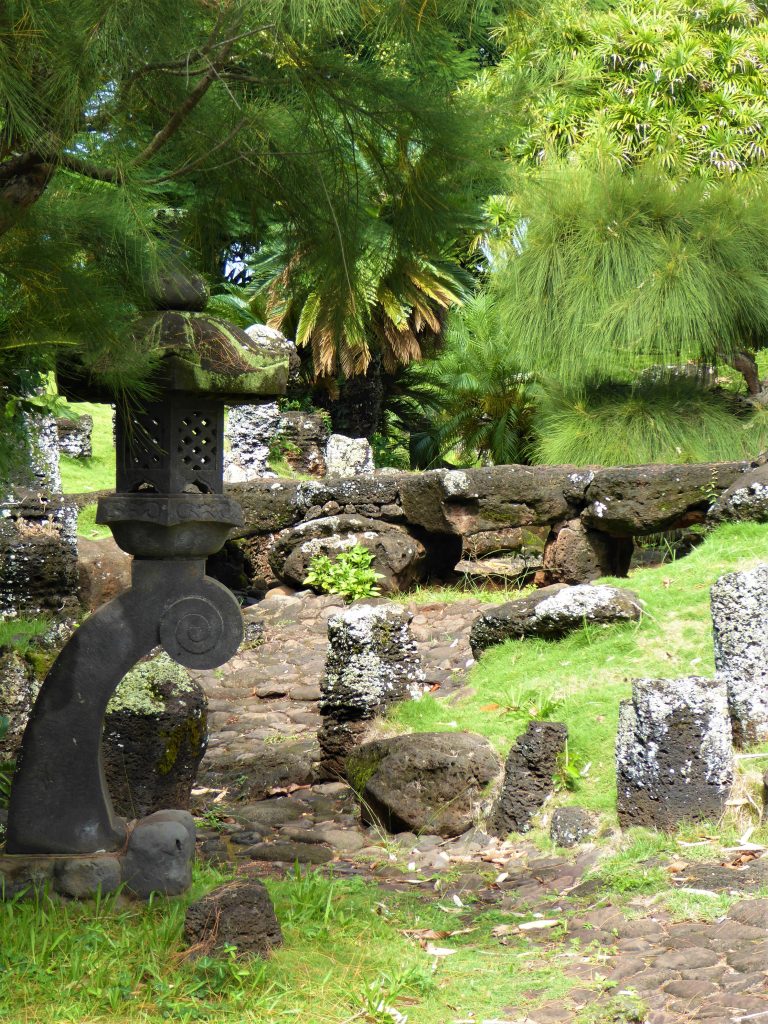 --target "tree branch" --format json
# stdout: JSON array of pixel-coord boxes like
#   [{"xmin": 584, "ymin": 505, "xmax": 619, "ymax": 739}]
[
  {"xmin": 145, "ymin": 117, "xmax": 248, "ymax": 183},
  {"xmin": 57, "ymin": 152, "xmax": 121, "ymax": 184}
]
